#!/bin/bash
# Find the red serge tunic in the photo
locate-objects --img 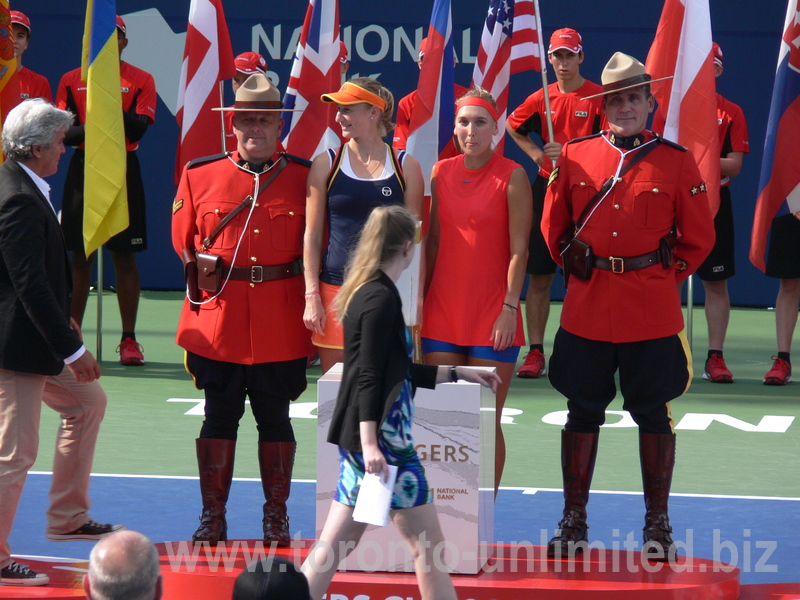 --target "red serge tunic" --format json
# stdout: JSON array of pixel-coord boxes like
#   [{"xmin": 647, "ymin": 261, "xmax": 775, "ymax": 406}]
[
  {"xmin": 172, "ymin": 151, "xmax": 312, "ymax": 364},
  {"xmin": 542, "ymin": 131, "xmax": 715, "ymax": 344},
  {"xmin": 422, "ymin": 153, "xmax": 525, "ymax": 347}
]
